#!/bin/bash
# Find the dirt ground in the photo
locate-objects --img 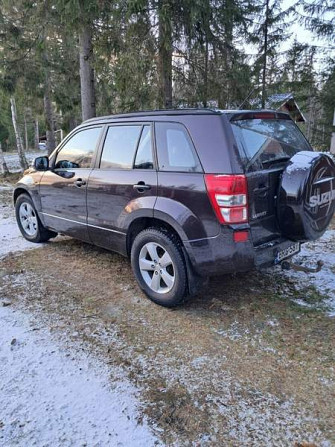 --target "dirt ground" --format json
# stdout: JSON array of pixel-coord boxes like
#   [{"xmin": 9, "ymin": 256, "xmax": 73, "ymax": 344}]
[{"xmin": 1, "ymin": 174, "xmax": 334, "ymax": 446}]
